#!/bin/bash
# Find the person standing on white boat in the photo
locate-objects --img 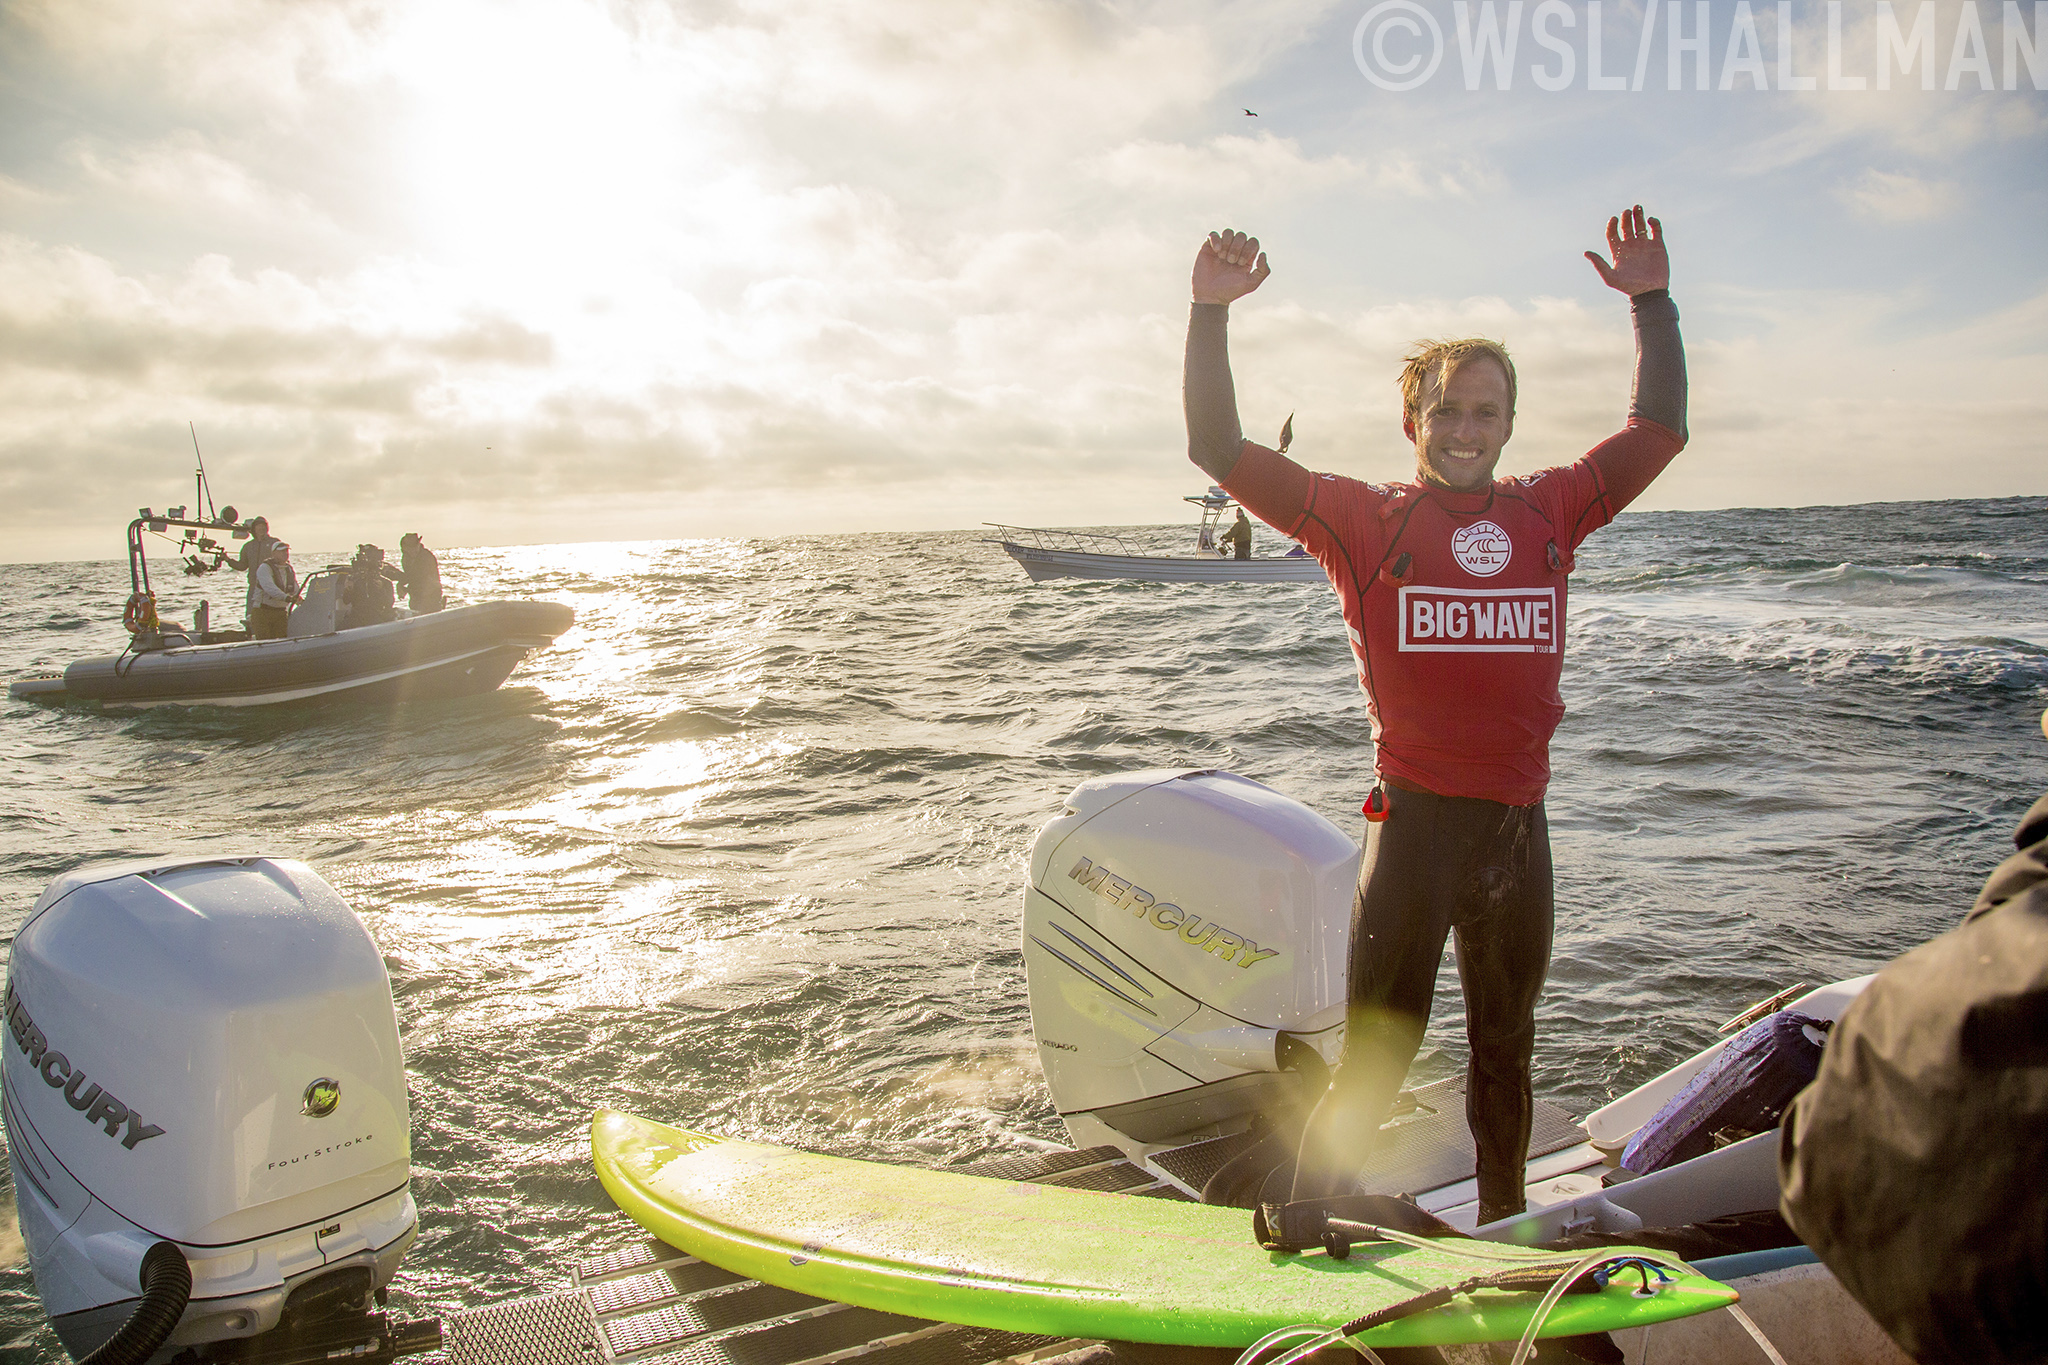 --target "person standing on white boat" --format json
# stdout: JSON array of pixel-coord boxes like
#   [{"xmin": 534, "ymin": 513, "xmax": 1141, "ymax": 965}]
[
  {"xmin": 1183, "ymin": 208, "xmax": 1688, "ymax": 1225},
  {"xmin": 249, "ymin": 542, "xmax": 297, "ymax": 640},
  {"xmin": 1218, "ymin": 508, "xmax": 1253, "ymax": 560}
]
